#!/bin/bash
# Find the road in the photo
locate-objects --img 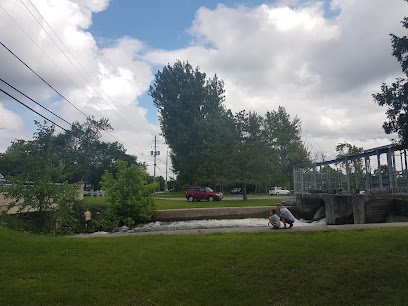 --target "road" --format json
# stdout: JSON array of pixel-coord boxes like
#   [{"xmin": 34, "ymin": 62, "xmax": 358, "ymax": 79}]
[{"xmin": 157, "ymin": 194, "xmax": 296, "ymax": 201}]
